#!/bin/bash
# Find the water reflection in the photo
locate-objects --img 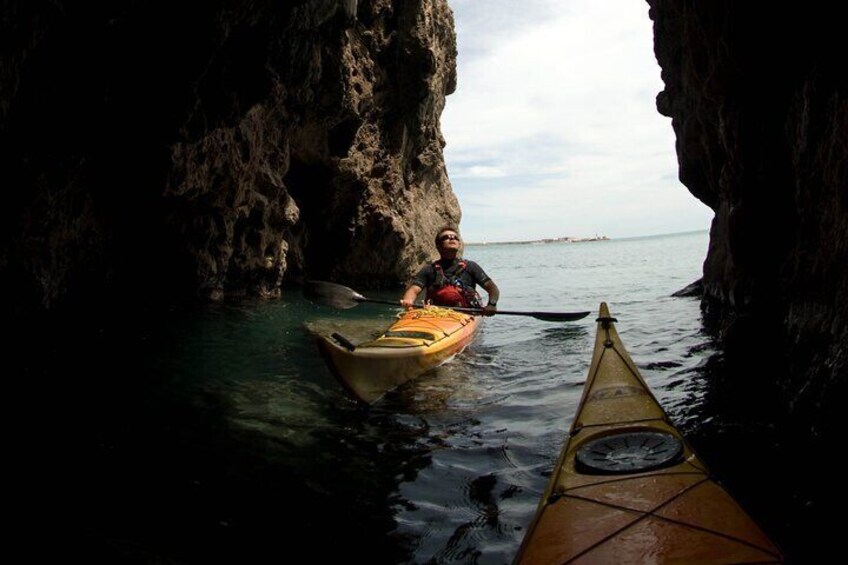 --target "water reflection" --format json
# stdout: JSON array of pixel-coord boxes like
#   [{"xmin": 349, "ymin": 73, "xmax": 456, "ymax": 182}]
[
  {"xmin": 539, "ymin": 324, "xmax": 589, "ymax": 345},
  {"xmin": 37, "ymin": 299, "xmax": 438, "ymax": 564}
]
